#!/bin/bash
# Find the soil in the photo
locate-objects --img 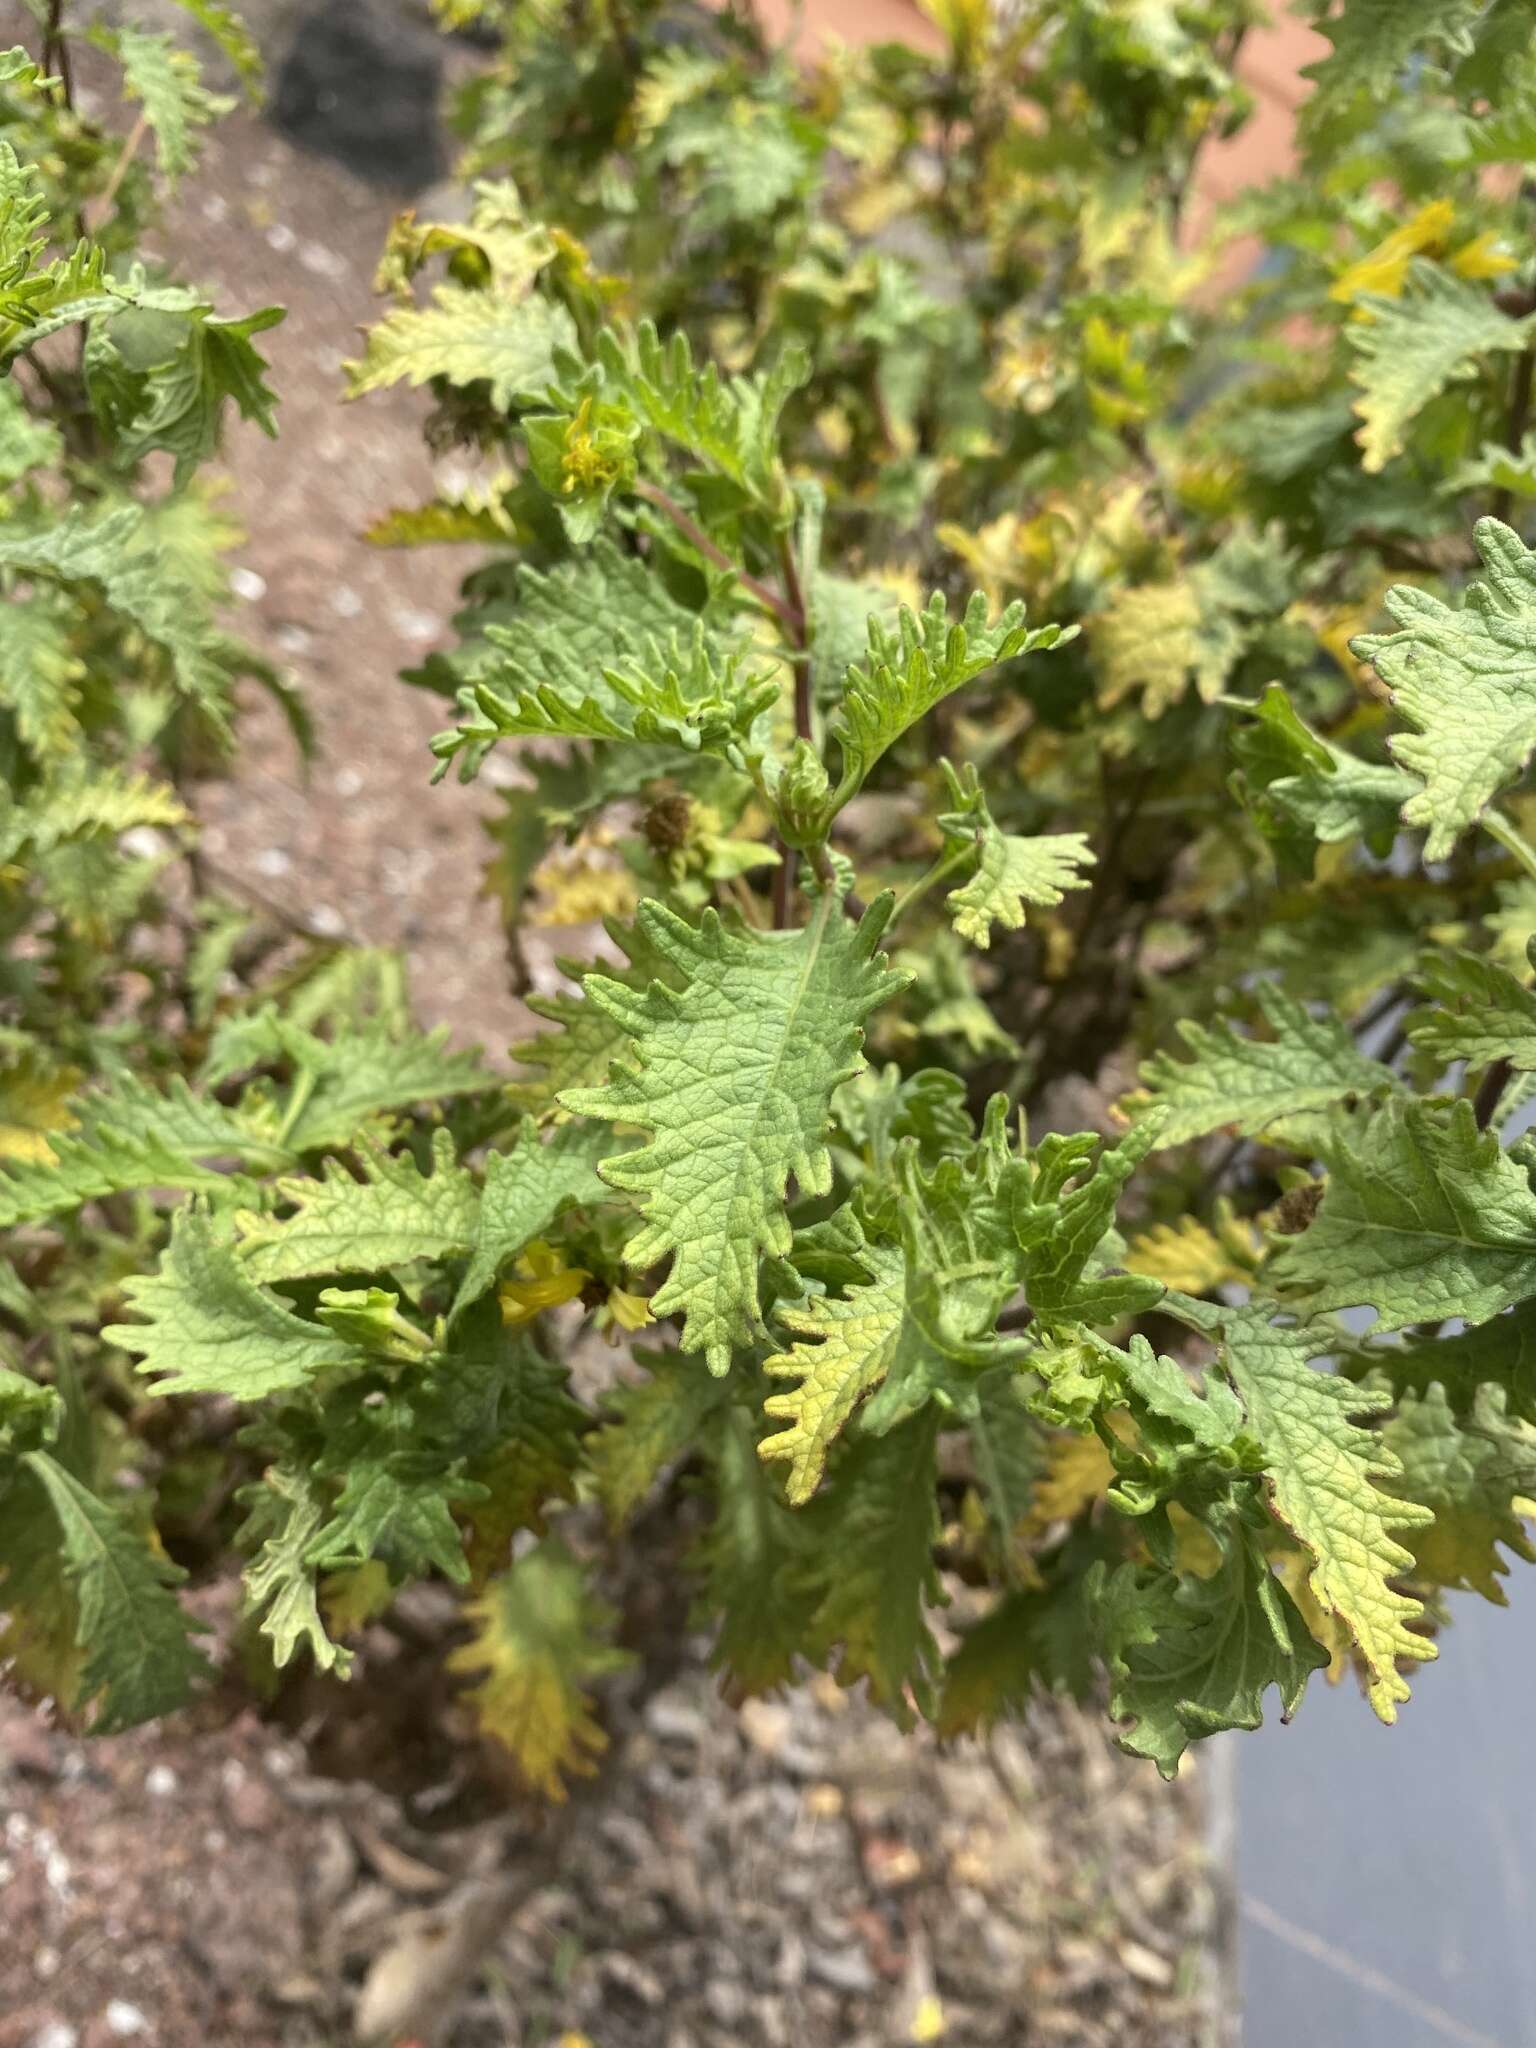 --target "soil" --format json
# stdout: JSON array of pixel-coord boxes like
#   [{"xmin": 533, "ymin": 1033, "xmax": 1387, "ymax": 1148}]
[
  {"xmin": 0, "ymin": 1645, "xmax": 1223, "ymax": 2048},
  {"xmin": 2, "ymin": 15, "xmax": 1243, "ymax": 2046}
]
